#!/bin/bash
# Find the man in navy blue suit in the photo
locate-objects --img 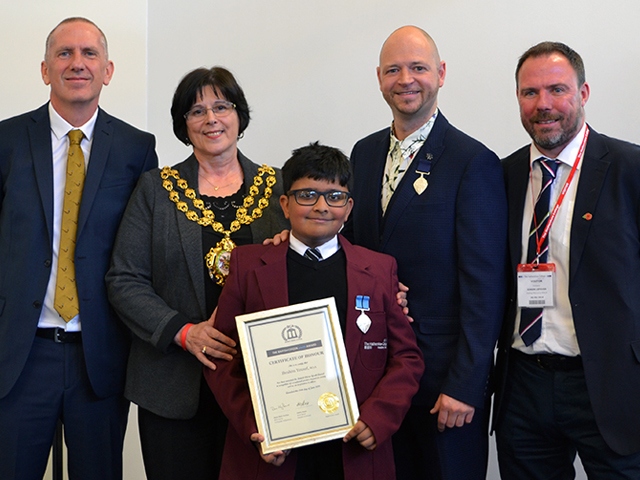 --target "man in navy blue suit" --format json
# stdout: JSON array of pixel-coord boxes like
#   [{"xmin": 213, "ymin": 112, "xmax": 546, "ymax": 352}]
[
  {"xmin": 0, "ymin": 17, "xmax": 157, "ymax": 479},
  {"xmin": 344, "ymin": 25, "xmax": 507, "ymax": 480},
  {"xmin": 494, "ymin": 41, "xmax": 640, "ymax": 479}
]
